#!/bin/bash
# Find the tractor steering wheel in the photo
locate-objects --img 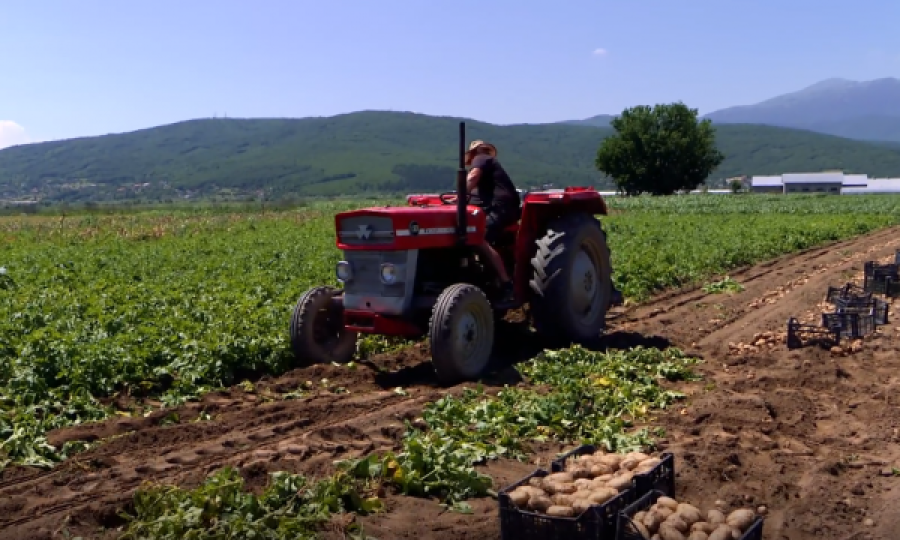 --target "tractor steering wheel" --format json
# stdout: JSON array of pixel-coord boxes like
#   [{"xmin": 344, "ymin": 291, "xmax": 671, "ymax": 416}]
[{"xmin": 439, "ymin": 192, "xmax": 470, "ymax": 205}]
